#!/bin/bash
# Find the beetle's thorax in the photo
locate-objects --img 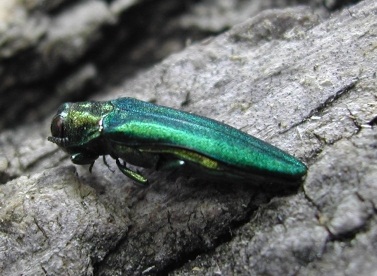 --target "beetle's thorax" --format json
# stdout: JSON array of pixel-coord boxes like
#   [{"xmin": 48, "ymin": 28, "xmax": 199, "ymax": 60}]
[{"xmin": 65, "ymin": 102, "xmax": 112, "ymax": 145}]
